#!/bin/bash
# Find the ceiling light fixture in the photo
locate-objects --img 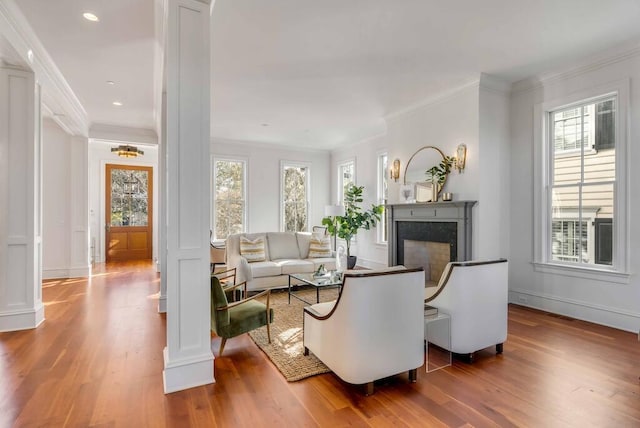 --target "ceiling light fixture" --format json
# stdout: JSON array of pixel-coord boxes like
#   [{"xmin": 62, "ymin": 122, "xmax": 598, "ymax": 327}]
[
  {"xmin": 111, "ymin": 145, "xmax": 144, "ymax": 158},
  {"xmin": 106, "ymin": 80, "xmax": 115, "ymax": 85},
  {"xmin": 112, "ymin": 101, "xmax": 123, "ymax": 106},
  {"xmin": 83, "ymin": 12, "xmax": 99, "ymax": 22}
]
